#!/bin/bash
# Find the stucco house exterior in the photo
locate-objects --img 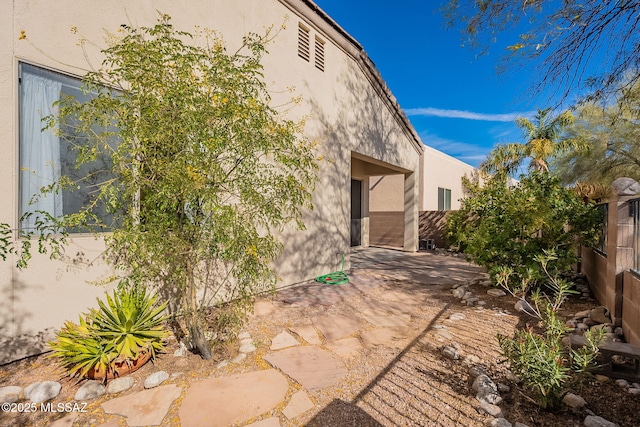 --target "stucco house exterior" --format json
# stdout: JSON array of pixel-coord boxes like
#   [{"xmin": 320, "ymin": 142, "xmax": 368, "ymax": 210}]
[
  {"xmin": 0, "ymin": 0, "xmax": 431, "ymax": 362},
  {"xmin": 368, "ymin": 146, "xmax": 478, "ymax": 248}
]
